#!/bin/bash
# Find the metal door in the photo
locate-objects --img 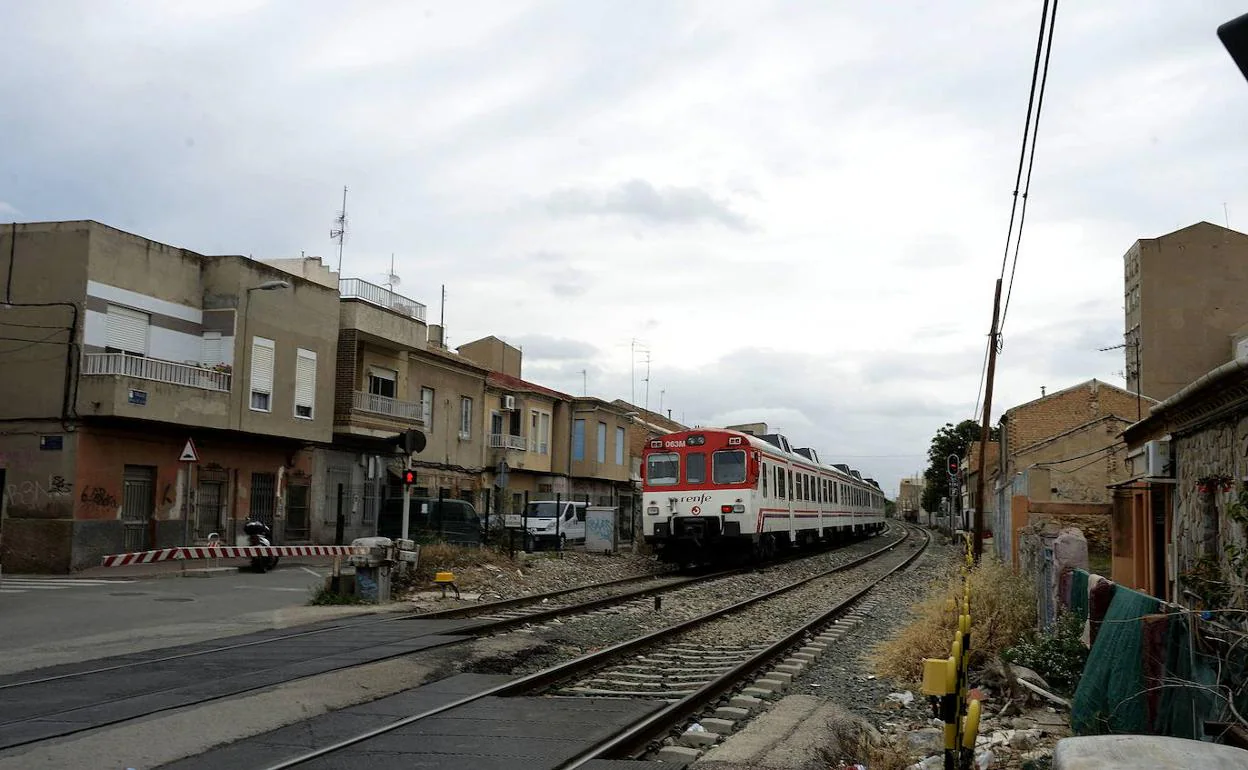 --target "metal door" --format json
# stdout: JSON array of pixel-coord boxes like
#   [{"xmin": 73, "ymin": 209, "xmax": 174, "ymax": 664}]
[
  {"xmin": 285, "ymin": 483, "xmax": 310, "ymax": 541},
  {"xmin": 195, "ymin": 478, "xmax": 225, "ymax": 538},
  {"xmin": 121, "ymin": 465, "xmax": 156, "ymax": 551},
  {"xmin": 250, "ymin": 472, "xmax": 276, "ymax": 528}
]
